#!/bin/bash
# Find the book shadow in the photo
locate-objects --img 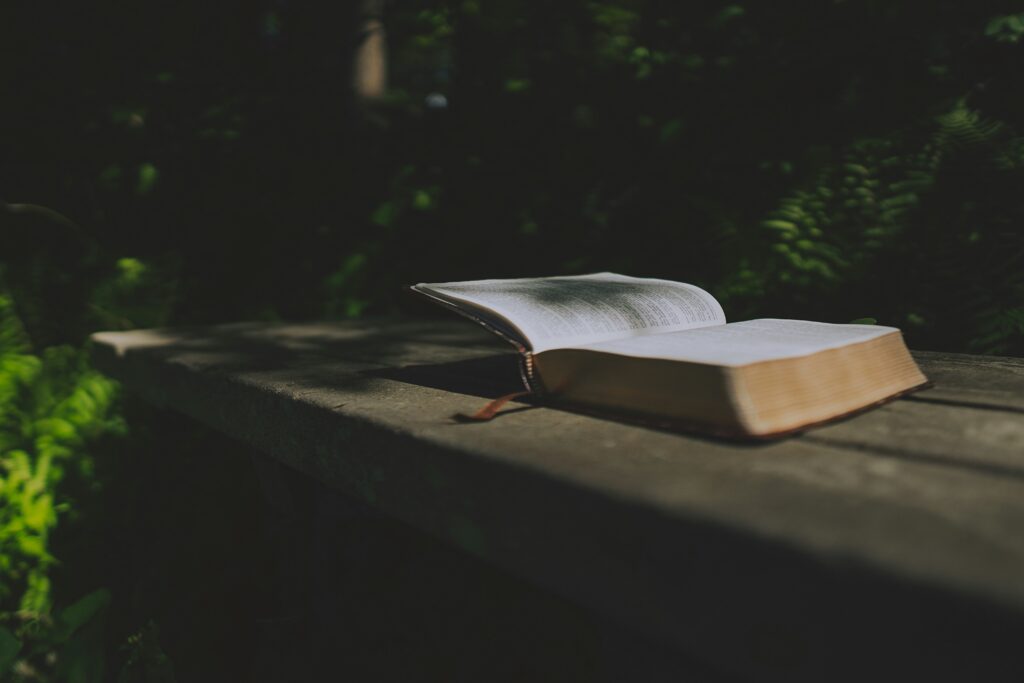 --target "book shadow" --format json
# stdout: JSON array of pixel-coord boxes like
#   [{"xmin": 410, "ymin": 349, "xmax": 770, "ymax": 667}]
[
  {"xmin": 364, "ymin": 354, "xmax": 776, "ymax": 447},
  {"xmin": 367, "ymin": 353, "xmax": 526, "ymax": 398}
]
